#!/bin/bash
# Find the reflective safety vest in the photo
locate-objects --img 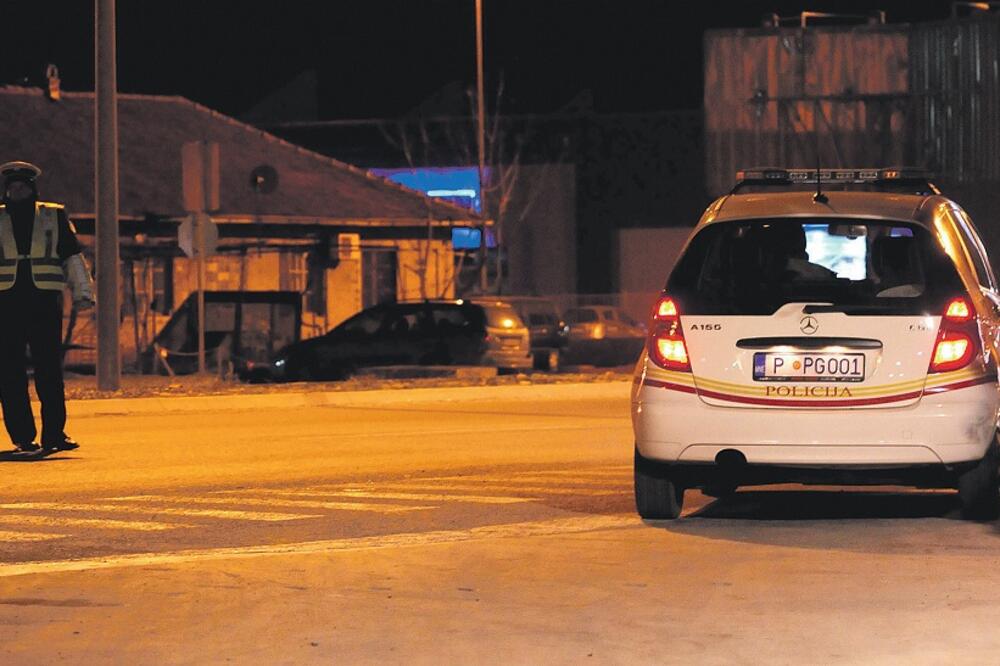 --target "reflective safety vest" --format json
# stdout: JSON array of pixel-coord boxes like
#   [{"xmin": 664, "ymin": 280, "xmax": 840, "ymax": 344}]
[{"xmin": 0, "ymin": 202, "xmax": 66, "ymax": 291}]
